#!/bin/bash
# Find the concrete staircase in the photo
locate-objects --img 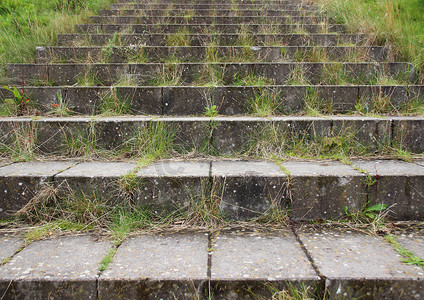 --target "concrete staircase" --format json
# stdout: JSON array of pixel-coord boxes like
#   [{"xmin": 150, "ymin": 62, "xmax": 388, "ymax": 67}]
[{"xmin": 0, "ymin": 0, "xmax": 423, "ymax": 298}]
